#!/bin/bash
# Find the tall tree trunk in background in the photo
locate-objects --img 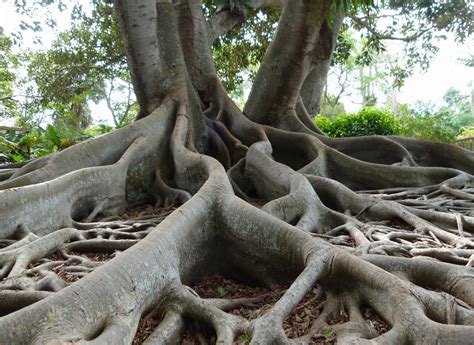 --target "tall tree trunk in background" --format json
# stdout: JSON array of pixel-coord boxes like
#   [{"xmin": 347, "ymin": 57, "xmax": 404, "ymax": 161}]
[
  {"xmin": 300, "ymin": 10, "xmax": 344, "ymax": 118},
  {"xmin": 0, "ymin": 1, "xmax": 473, "ymax": 344}
]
